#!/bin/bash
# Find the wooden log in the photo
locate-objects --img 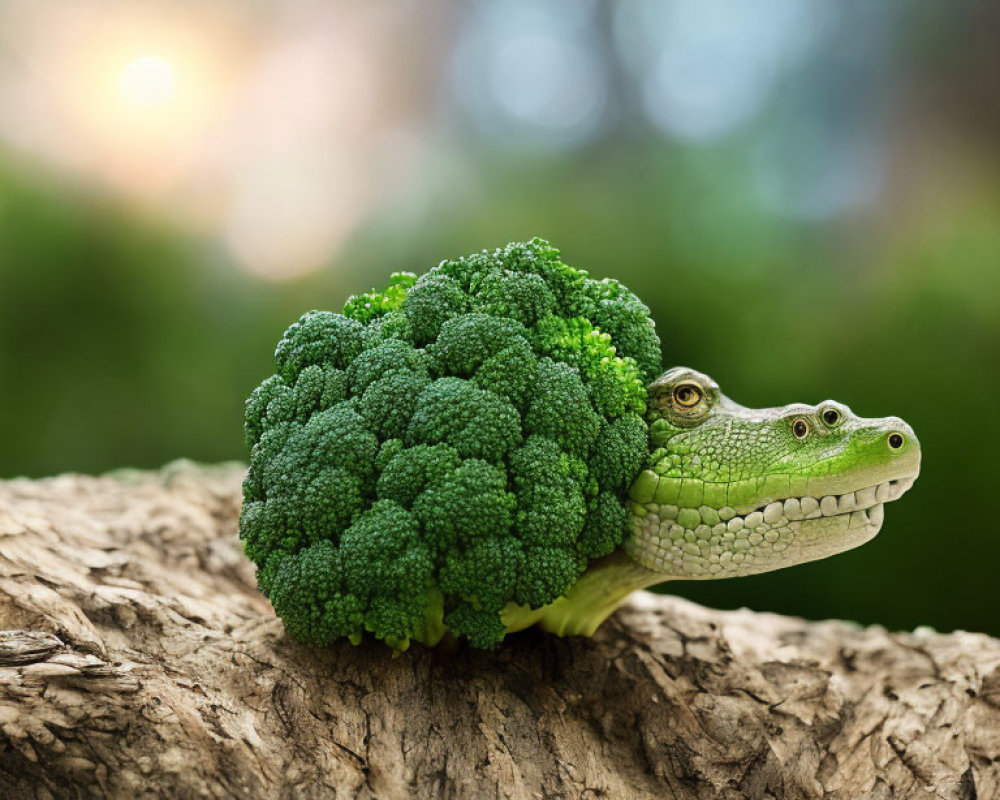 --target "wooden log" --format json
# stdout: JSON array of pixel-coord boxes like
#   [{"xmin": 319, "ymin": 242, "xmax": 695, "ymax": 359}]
[{"xmin": 0, "ymin": 462, "xmax": 995, "ymax": 799}]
